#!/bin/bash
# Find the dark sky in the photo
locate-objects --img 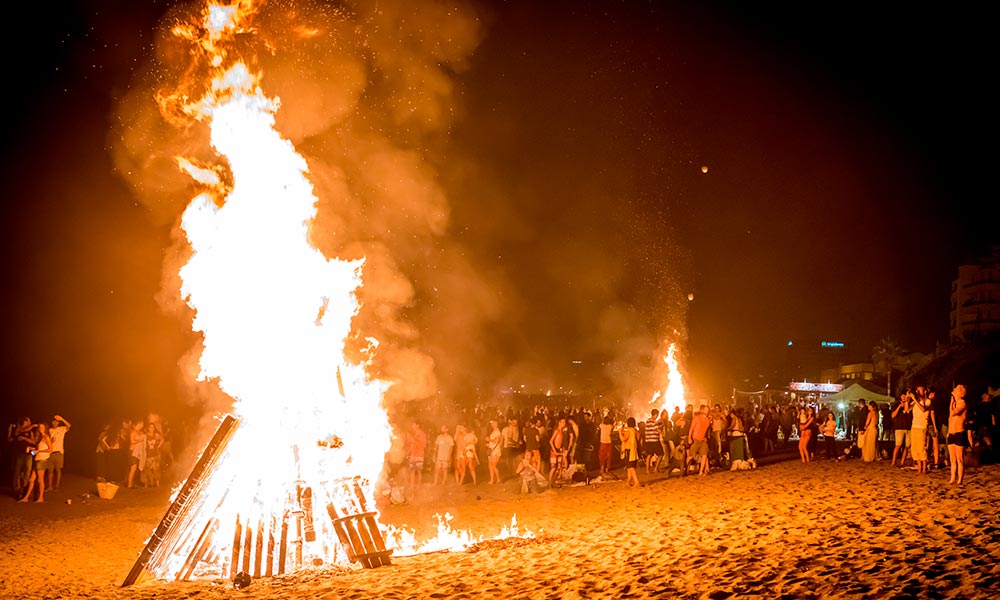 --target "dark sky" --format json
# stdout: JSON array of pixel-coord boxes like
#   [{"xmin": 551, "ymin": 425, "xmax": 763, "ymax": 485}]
[{"xmin": 1, "ymin": 0, "xmax": 995, "ymax": 439}]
